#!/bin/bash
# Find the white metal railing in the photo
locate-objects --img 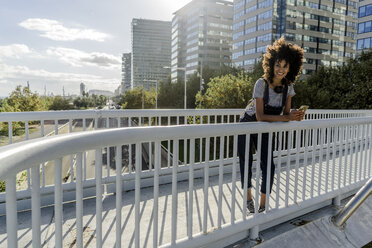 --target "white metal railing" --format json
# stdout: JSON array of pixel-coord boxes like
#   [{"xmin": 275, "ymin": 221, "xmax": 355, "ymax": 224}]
[
  {"xmin": 1, "ymin": 109, "xmax": 372, "ymax": 214},
  {"xmin": 1, "ymin": 109, "xmax": 371, "ymax": 146},
  {"xmin": 0, "ymin": 109, "xmax": 371, "ymax": 186},
  {"xmin": 0, "ymin": 116, "xmax": 371, "ymax": 247}
]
